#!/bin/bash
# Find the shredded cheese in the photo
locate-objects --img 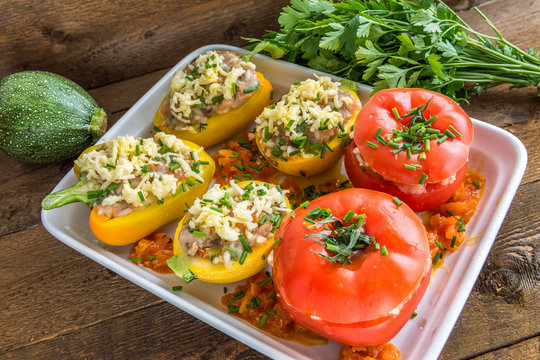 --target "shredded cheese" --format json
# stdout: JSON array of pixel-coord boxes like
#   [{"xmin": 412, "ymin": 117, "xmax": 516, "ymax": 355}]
[
  {"xmin": 75, "ymin": 133, "xmax": 206, "ymax": 209},
  {"xmin": 187, "ymin": 181, "xmax": 290, "ymax": 244},
  {"xmin": 168, "ymin": 50, "xmax": 257, "ymax": 129},
  {"xmin": 255, "ymin": 76, "xmax": 354, "ymax": 158}
]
